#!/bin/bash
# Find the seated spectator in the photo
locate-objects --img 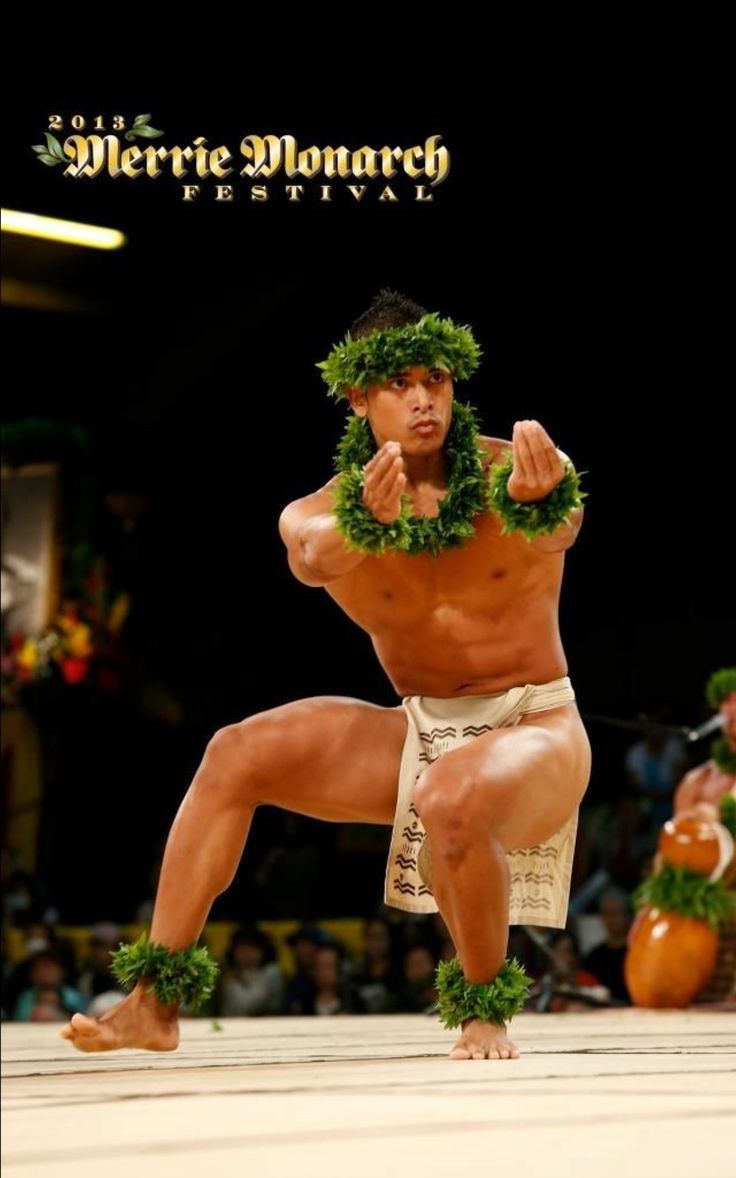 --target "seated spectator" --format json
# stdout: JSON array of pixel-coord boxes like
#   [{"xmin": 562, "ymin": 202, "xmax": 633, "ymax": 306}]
[
  {"xmin": 283, "ymin": 923, "xmax": 332, "ymax": 1015},
  {"xmin": 352, "ymin": 917, "xmax": 402, "ymax": 1013},
  {"xmin": 395, "ymin": 944, "xmax": 439, "ymax": 1014},
  {"xmin": 75, "ymin": 922, "xmax": 125, "ymax": 1006},
  {"xmin": 2, "ymin": 915, "xmax": 76, "ymax": 1015},
  {"xmin": 219, "ymin": 925, "xmax": 284, "ymax": 1017},
  {"xmin": 12, "ymin": 950, "xmax": 86, "ymax": 1022},
  {"xmin": 582, "ymin": 888, "xmax": 633, "ymax": 1004},
  {"xmin": 302, "ymin": 943, "xmax": 364, "ymax": 1016}
]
